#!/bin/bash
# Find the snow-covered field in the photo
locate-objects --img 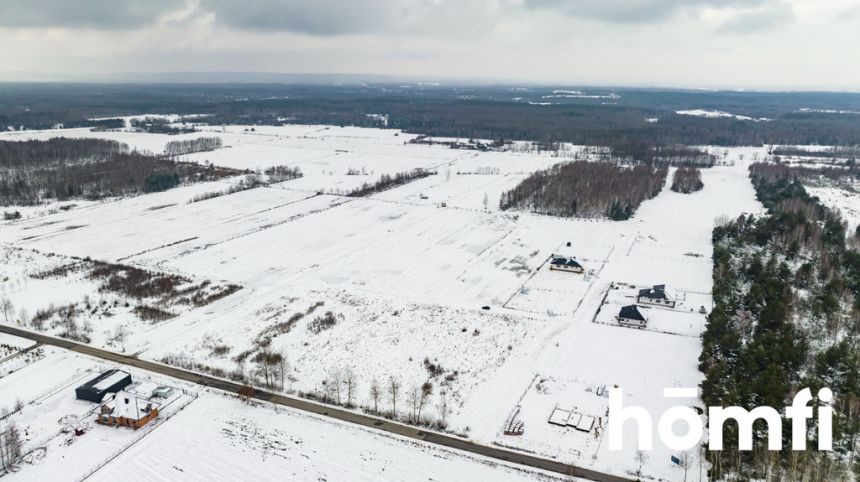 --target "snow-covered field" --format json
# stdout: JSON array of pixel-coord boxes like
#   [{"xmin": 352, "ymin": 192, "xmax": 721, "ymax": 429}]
[
  {"xmin": 0, "ymin": 348, "xmax": 567, "ymax": 482},
  {"xmin": 806, "ymin": 181, "xmax": 860, "ymax": 235},
  {"xmin": 0, "ymin": 124, "xmax": 768, "ymax": 481},
  {"xmin": 675, "ymin": 109, "xmax": 771, "ymax": 122},
  {"xmin": 86, "ymin": 392, "xmax": 567, "ymax": 482}
]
